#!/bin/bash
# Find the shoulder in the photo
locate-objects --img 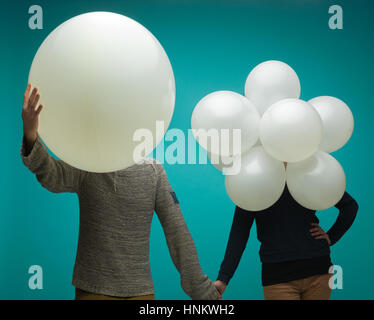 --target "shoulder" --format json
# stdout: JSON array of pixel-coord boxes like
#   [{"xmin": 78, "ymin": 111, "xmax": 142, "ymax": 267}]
[
  {"xmin": 136, "ymin": 158, "xmax": 161, "ymax": 165},
  {"xmin": 131, "ymin": 158, "xmax": 166, "ymax": 175}
]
